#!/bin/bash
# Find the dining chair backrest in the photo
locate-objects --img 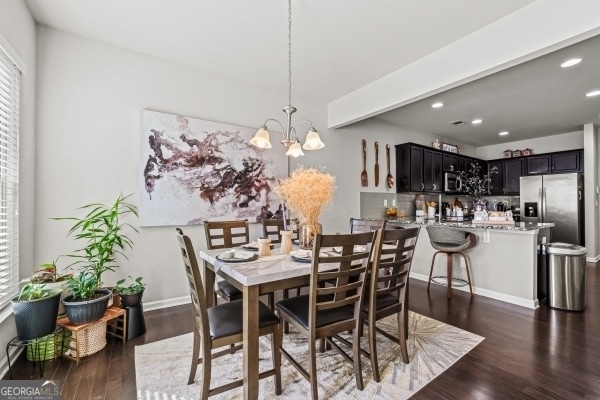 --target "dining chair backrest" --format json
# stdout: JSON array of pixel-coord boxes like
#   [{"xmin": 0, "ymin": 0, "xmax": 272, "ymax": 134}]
[
  {"xmin": 204, "ymin": 219, "xmax": 250, "ymax": 249},
  {"xmin": 370, "ymin": 227, "xmax": 420, "ymax": 305},
  {"xmin": 349, "ymin": 218, "xmax": 386, "ymax": 234},
  {"xmin": 310, "ymin": 231, "xmax": 377, "ymax": 324},
  {"xmin": 176, "ymin": 228, "xmax": 209, "ymax": 339},
  {"xmin": 261, "ymin": 219, "xmax": 299, "ymax": 243}
]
